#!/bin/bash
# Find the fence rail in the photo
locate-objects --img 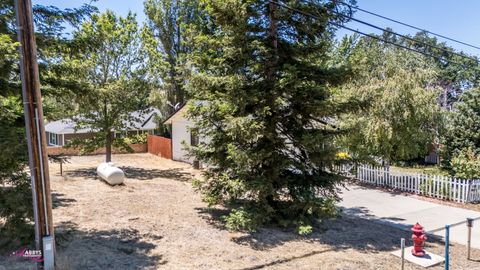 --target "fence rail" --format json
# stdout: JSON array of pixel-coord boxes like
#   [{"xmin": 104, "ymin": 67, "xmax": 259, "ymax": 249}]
[{"xmin": 333, "ymin": 164, "xmax": 480, "ymax": 203}]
